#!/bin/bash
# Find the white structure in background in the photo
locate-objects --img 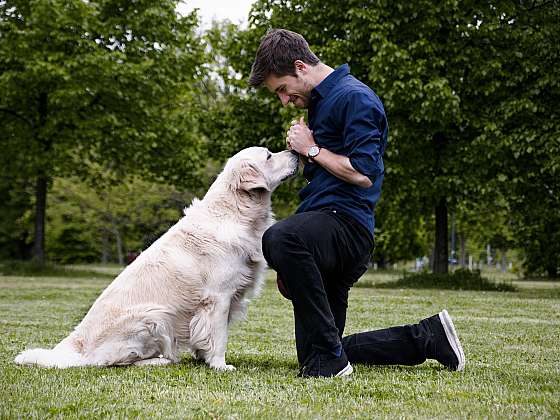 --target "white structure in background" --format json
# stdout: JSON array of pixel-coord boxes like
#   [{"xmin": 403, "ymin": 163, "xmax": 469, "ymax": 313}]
[
  {"xmin": 486, "ymin": 244, "xmax": 493, "ymax": 266},
  {"xmin": 176, "ymin": 0, "xmax": 255, "ymax": 29}
]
